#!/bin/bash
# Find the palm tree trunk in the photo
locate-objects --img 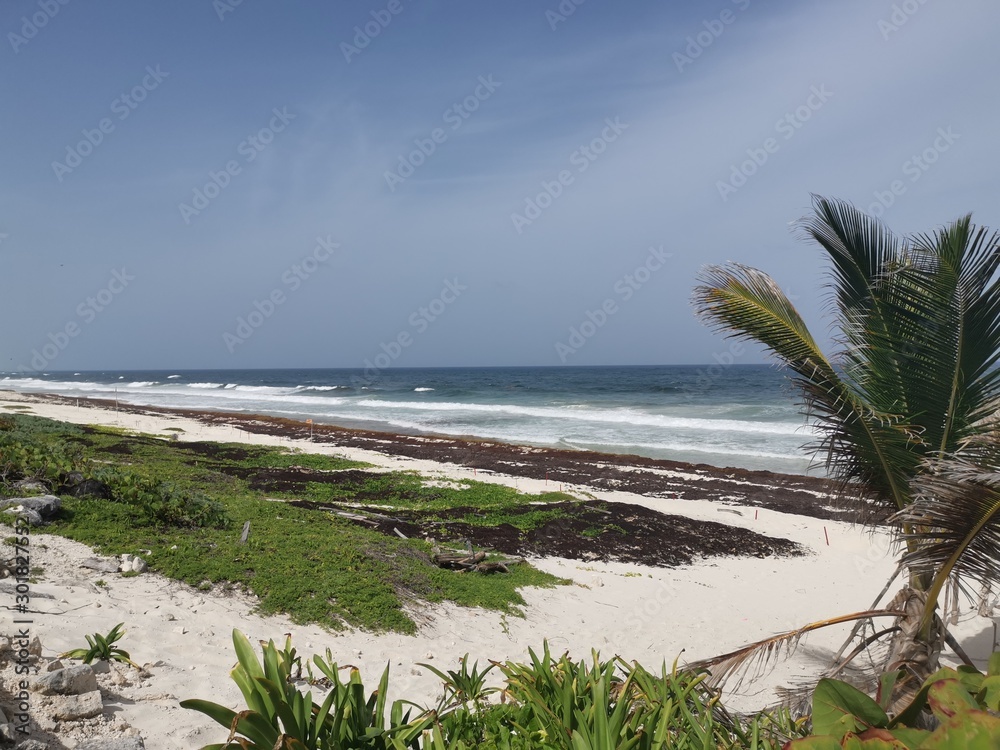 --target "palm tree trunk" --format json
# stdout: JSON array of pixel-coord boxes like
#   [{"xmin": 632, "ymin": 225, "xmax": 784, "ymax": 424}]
[{"xmin": 884, "ymin": 587, "xmax": 944, "ymax": 715}]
